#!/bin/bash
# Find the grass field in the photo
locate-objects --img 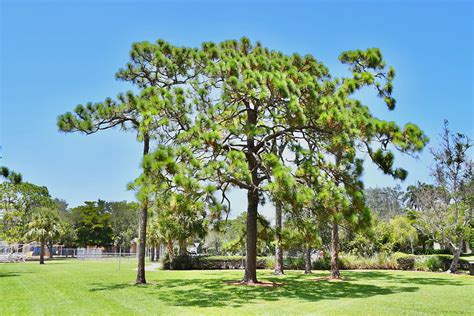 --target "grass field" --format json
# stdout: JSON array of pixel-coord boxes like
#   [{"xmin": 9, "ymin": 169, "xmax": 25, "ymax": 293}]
[{"xmin": 1, "ymin": 260, "xmax": 473, "ymax": 315}]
